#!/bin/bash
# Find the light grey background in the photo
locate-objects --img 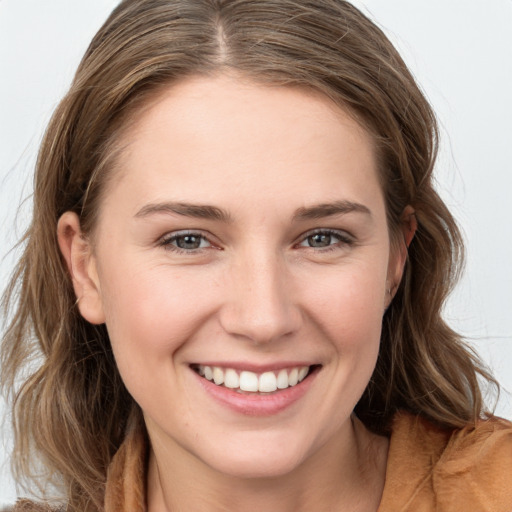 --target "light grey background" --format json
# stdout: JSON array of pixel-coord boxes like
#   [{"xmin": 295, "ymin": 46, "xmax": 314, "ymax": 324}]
[{"xmin": 1, "ymin": 0, "xmax": 511, "ymax": 503}]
